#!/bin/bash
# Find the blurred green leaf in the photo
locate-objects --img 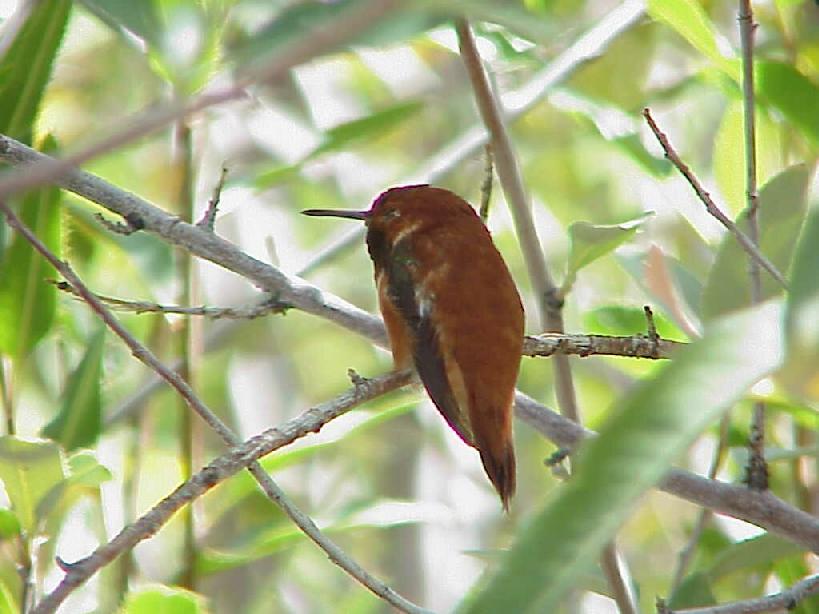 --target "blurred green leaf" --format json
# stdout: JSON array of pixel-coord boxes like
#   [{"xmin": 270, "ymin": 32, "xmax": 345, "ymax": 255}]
[
  {"xmin": 713, "ymin": 101, "xmax": 784, "ymax": 215},
  {"xmin": 460, "ymin": 300, "xmax": 783, "ymax": 614},
  {"xmin": 42, "ymin": 329, "xmax": 105, "ymax": 451},
  {"xmin": 0, "ymin": 437, "xmax": 65, "ymax": 533},
  {"xmin": 79, "ymin": 0, "xmax": 162, "ymax": 47},
  {"xmin": 668, "ymin": 572, "xmax": 716, "ymax": 609},
  {"xmin": 0, "ymin": 0, "xmax": 70, "ymax": 143},
  {"xmin": 563, "ymin": 212, "xmax": 653, "ymax": 293},
  {"xmin": 757, "ymin": 62, "xmax": 819, "ymax": 148},
  {"xmin": 234, "ymin": 1, "xmax": 441, "ymax": 71},
  {"xmin": 66, "ymin": 449, "xmax": 112, "ymax": 488},
  {"xmin": 0, "ymin": 507, "xmax": 20, "ymax": 539},
  {"xmin": 199, "ymin": 498, "xmax": 426, "ymax": 575},
  {"xmin": 0, "ymin": 183, "xmax": 61, "ymax": 358},
  {"xmin": 583, "ymin": 305, "xmax": 683, "ymax": 339},
  {"xmin": 612, "ymin": 133, "xmax": 672, "ymax": 177},
  {"xmin": 707, "ymin": 533, "xmax": 803, "ymax": 580},
  {"xmin": 783, "ymin": 196, "xmax": 819, "ymax": 402},
  {"xmin": 0, "ymin": 581, "xmax": 16, "ymax": 614},
  {"xmin": 121, "ymin": 584, "xmax": 207, "ymax": 614},
  {"xmin": 647, "ymin": 0, "xmax": 736, "ymax": 77},
  {"xmin": 255, "ymin": 101, "xmax": 424, "ymax": 189},
  {"xmin": 702, "ymin": 164, "xmax": 810, "ymax": 320}
]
